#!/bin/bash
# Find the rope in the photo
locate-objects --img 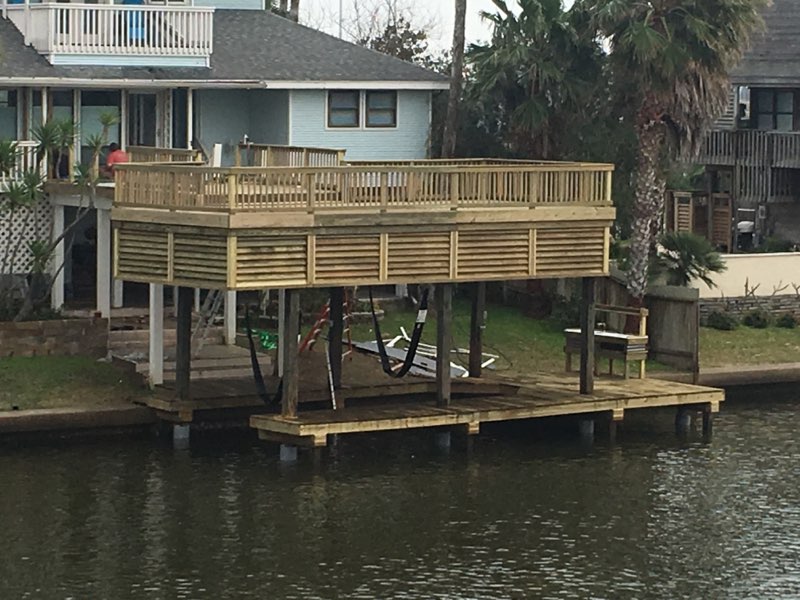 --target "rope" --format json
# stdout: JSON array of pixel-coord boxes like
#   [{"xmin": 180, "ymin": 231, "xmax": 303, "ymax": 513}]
[{"xmin": 369, "ymin": 285, "xmax": 430, "ymax": 378}]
